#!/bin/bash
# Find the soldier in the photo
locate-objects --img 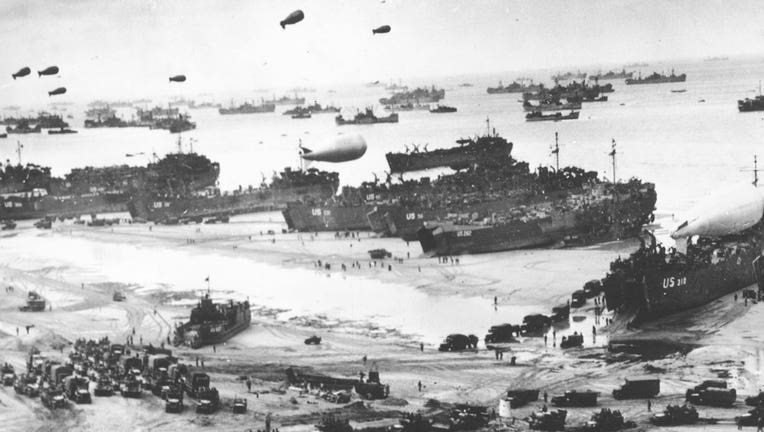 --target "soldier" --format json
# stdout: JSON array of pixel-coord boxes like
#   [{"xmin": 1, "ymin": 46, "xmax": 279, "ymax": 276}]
[
  {"xmin": 418, "ymin": 380, "xmax": 422, "ymax": 392},
  {"xmin": 246, "ymin": 377, "xmax": 252, "ymax": 393},
  {"xmin": 544, "ymin": 391, "xmax": 548, "ymax": 403}
]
